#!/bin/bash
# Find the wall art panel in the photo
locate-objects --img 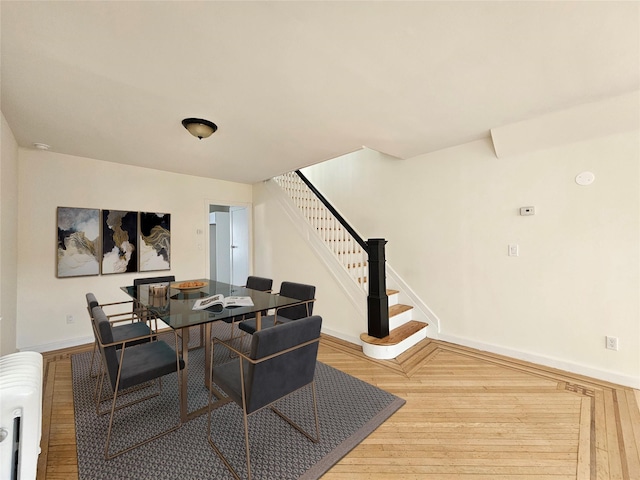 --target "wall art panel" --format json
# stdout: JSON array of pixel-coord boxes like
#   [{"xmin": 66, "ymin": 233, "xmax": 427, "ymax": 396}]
[
  {"xmin": 57, "ymin": 207, "xmax": 101, "ymax": 277},
  {"xmin": 139, "ymin": 212, "xmax": 171, "ymax": 272},
  {"xmin": 101, "ymin": 210, "xmax": 138, "ymax": 274}
]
